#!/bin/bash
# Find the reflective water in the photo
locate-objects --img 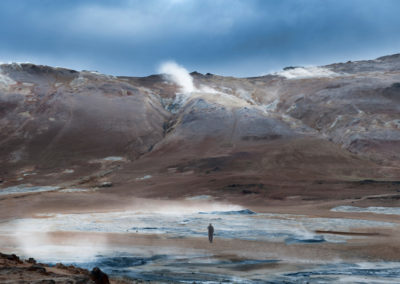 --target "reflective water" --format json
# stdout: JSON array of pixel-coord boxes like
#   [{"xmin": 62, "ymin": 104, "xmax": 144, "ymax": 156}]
[
  {"xmin": 332, "ymin": 205, "xmax": 400, "ymax": 216},
  {"xmin": 1, "ymin": 208, "xmax": 399, "ymax": 283},
  {"xmin": 48, "ymin": 253, "xmax": 400, "ymax": 283}
]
